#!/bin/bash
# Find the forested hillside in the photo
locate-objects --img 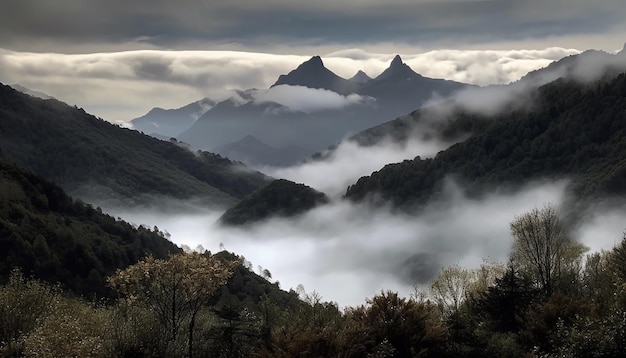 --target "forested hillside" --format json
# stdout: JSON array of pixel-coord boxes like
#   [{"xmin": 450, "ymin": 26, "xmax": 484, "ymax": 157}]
[
  {"xmin": 0, "ymin": 155, "xmax": 181, "ymax": 296},
  {"xmin": 0, "ymin": 84, "xmax": 271, "ymax": 207},
  {"xmin": 346, "ymin": 72, "xmax": 626, "ymax": 209},
  {"xmin": 220, "ymin": 179, "xmax": 329, "ymax": 225}
]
